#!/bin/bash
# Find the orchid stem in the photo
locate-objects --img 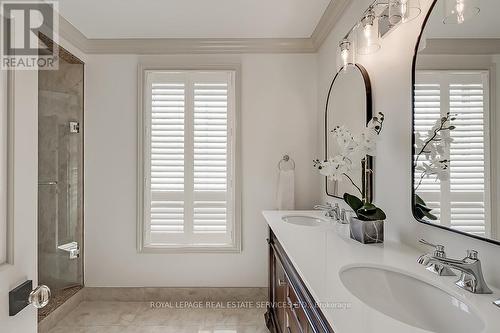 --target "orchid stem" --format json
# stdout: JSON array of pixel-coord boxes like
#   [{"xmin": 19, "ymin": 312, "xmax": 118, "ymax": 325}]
[{"xmin": 343, "ymin": 173, "xmax": 363, "ymax": 196}]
